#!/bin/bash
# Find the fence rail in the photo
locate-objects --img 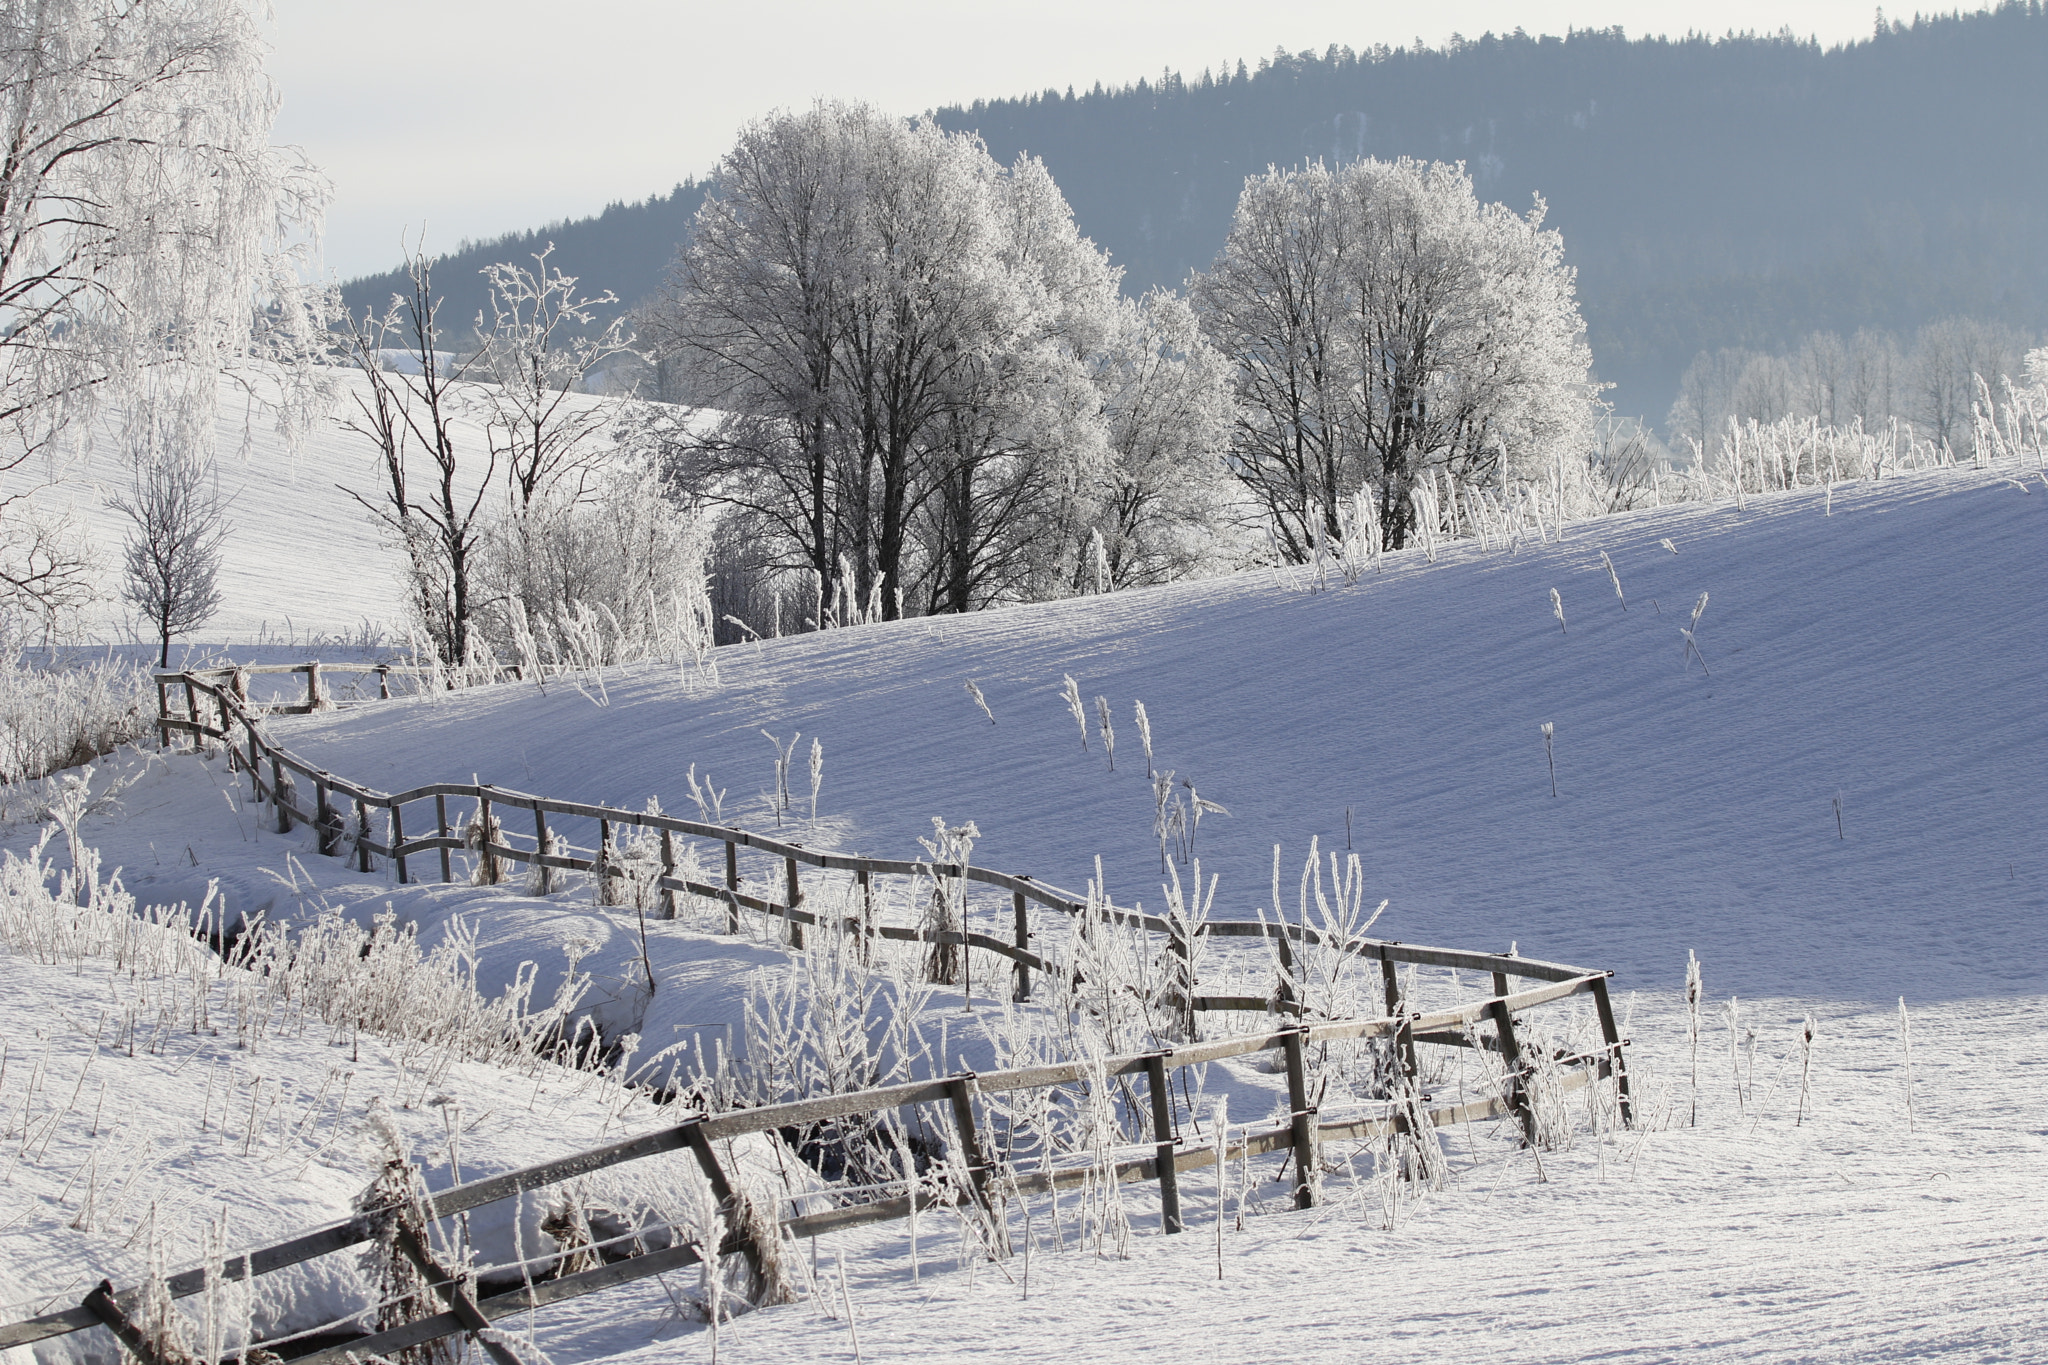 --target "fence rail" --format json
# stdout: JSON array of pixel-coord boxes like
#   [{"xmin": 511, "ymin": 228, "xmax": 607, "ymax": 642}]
[{"xmin": 0, "ymin": 667, "xmax": 1636, "ymax": 1364}]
